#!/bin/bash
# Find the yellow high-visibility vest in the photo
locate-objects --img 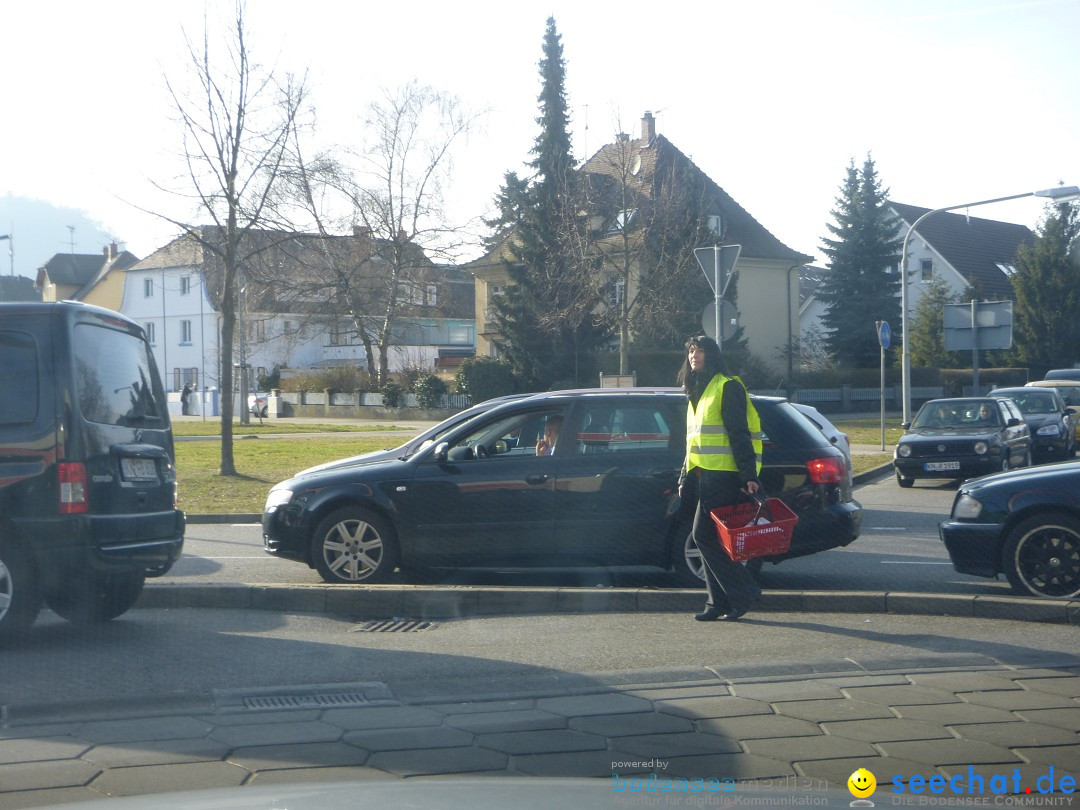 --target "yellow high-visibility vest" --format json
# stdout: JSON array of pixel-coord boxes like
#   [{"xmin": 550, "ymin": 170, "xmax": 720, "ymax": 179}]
[{"xmin": 686, "ymin": 373, "xmax": 763, "ymax": 474}]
